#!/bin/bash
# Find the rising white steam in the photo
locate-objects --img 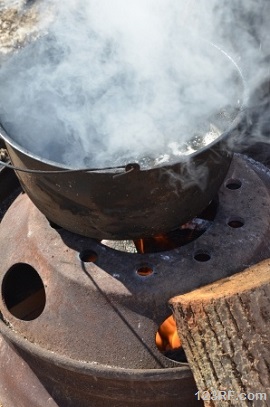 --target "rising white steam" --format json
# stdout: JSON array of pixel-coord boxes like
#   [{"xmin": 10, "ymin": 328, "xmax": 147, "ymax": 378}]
[{"xmin": 0, "ymin": 0, "xmax": 253, "ymax": 168}]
